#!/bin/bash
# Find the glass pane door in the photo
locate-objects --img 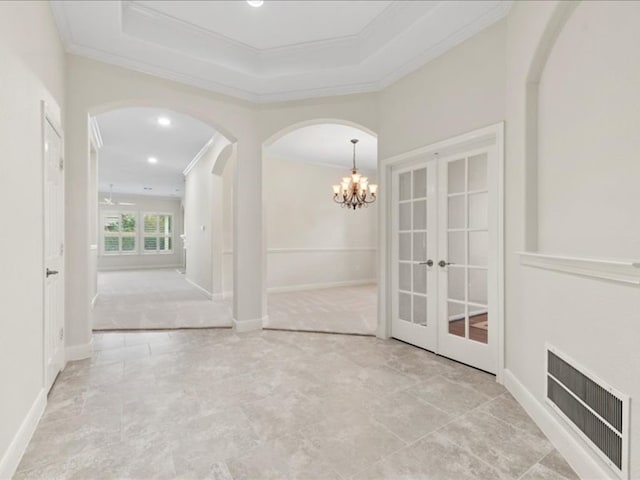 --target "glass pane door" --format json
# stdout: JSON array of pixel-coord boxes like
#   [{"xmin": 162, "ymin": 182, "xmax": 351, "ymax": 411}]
[
  {"xmin": 392, "ymin": 161, "xmax": 437, "ymax": 352},
  {"xmin": 438, "ymin": 149, "xmax": 496, "ymax": 373}
]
